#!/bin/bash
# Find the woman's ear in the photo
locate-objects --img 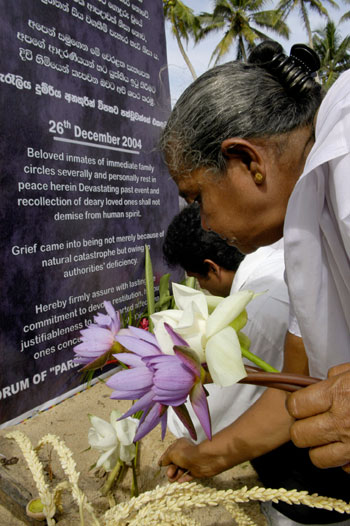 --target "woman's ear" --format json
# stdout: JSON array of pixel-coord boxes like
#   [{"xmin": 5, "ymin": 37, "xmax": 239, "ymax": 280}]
[
  {"xmin": 221, "ymin": 138, "xmax": 266, "ymax": 185},
  {"xmin": 204, "ymin": 259, "xmax": 221, "ymax": 277}
]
